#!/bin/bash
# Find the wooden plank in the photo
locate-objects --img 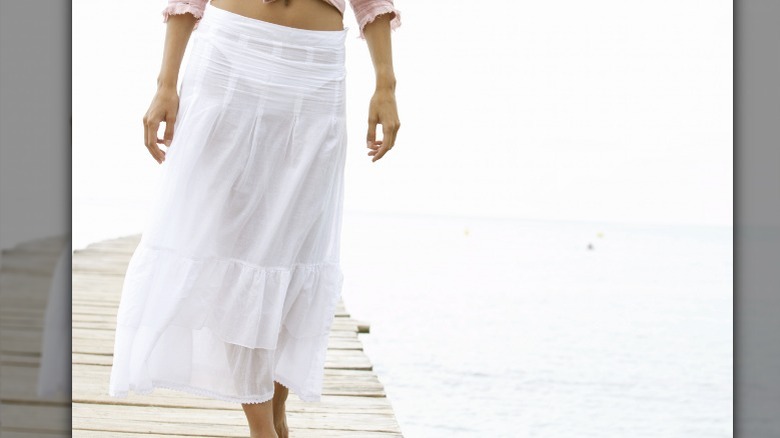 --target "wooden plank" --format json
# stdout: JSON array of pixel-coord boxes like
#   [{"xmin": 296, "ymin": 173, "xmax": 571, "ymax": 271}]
[{"xmin": 72, "ymin": 403, "xmax": 401, "ymax": 434}]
